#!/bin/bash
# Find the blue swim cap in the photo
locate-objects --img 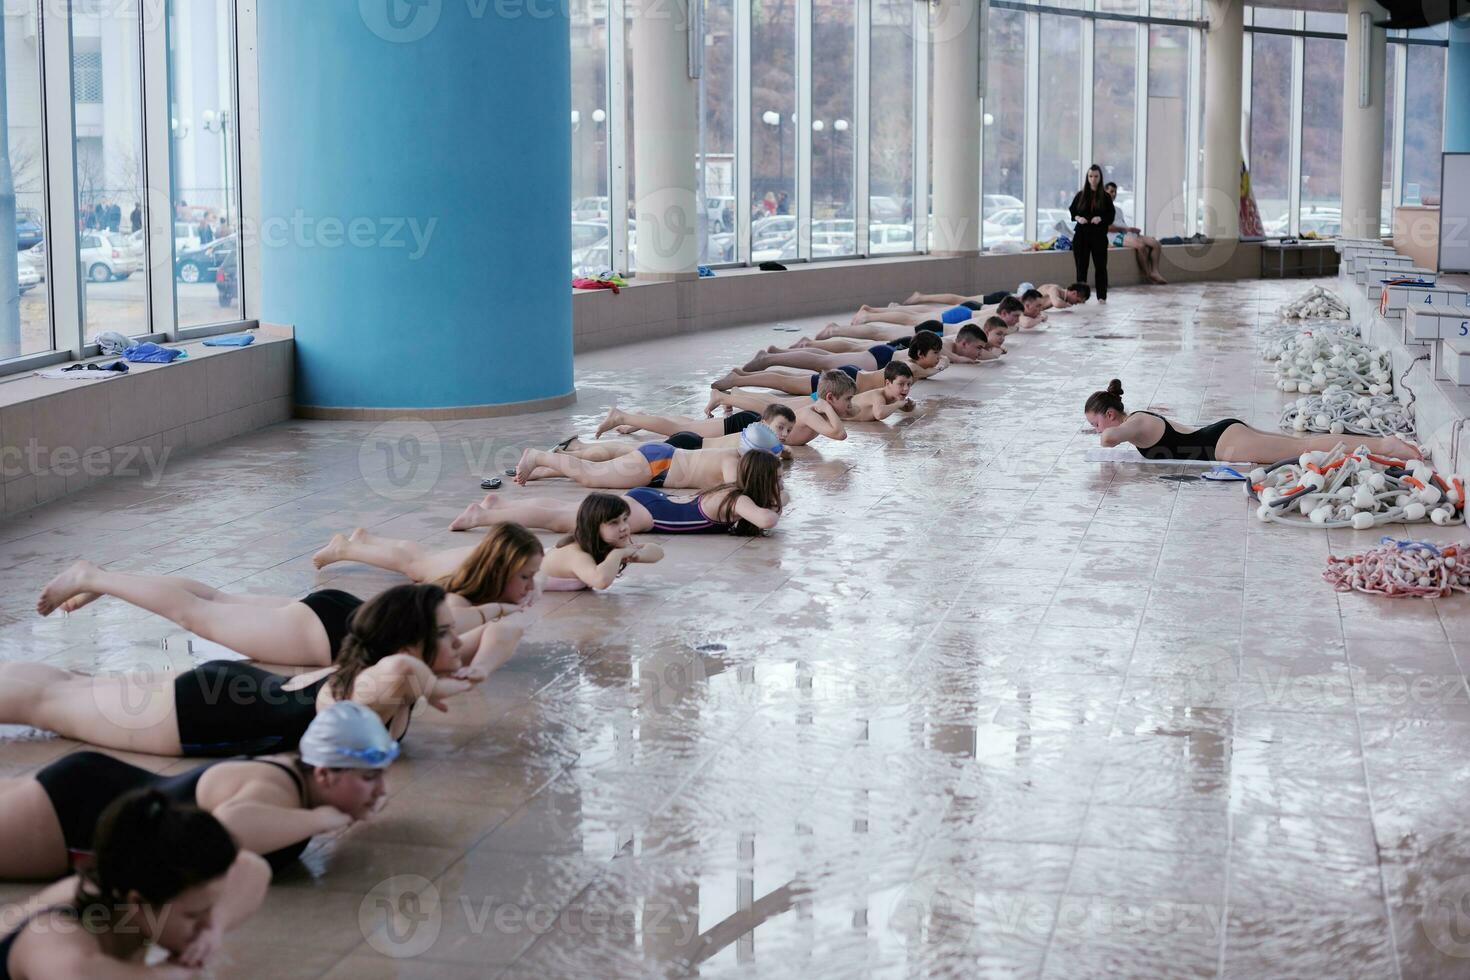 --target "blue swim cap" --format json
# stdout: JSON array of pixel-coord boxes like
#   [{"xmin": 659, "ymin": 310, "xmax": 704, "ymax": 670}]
[
  {"xmin": 738, "ymin": 422, "xmax": 783, "ymax": 457},
  {"xmin": 299, "ymin": 702, "xmax": 400, "ymax": 769}
]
